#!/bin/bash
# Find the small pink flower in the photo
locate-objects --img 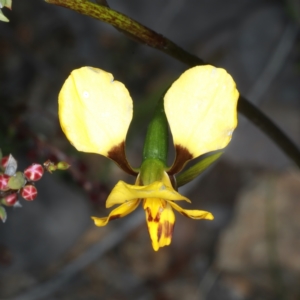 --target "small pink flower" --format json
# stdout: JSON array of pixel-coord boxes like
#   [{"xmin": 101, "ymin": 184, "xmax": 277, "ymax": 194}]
[
  {"xmin": 21, "ymin": 185, "xmax": 38, "ymax": 201},
  {"xmin": 0, "ymin": 174, "xmax": 10, "ymax": 191},
  {"xmin": 24, "ymin": 164, "xmax": 44, "ymax": 181},
  {"xmin": 3, "ymin": 193, "xmax": 18, "ymax": 206},
  {"xmin": 1, "ymin": 156, "xmax": 9, "ymax": 168}
]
